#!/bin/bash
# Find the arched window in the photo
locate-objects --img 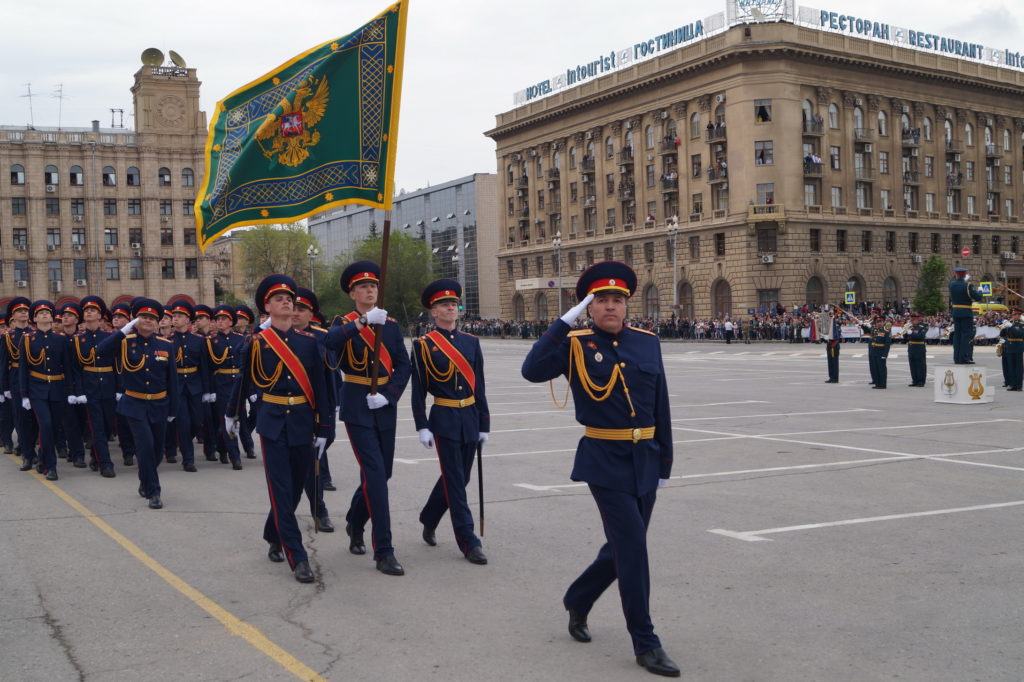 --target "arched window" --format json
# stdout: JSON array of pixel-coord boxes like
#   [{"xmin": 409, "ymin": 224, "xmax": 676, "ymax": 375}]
[
  {"xmin": 69, "ymin": 165, "xmax": 83, "ymax": 186},
  {"xmin": 878, "ymin": 111, "xmax": 888, "ymax": 136},
  {"xmin": 853, "ymin": 106, "xmax": 864, "ymax": 131},
  {"xmin": 506, "ymin": 164, "xmax": 514, "ymax": 184},
  {"xmin": 44, "ymin": 164, "xmax": 59, "ymax": 185},
  {"xmin": 665, "ymin": 119, "xmax": 676, "ymax": 140},
  {"xmin": 568, "ymin": 147, "xmax": 577, "ymax": 169},
  {"xmin": 690, "ymin": 112, "xmax": 701, "ymax": 139},
  {"xmin": 1004, "ymin": 129, "xmax": 1012, "ymax": 152},
  {"xmin": 102, "ymin": 166, "xmax": 116, "ymax": 186},
  {"xmin": 965, "ymin": 123, "xmax": 974, "ymax": 146},
  {"xmin": 127, "ymin": 166, "xmax": 141, "ymax": 186},
  {"xmin": 643, "ymin": 284, "xmax": 660, "ymax": 318},
  {"xmin": 944, "ymin": 119, "xmax": 953, "ymax": 143},
  {"xmin": 882, "ymin": 276, "xmax": 899, "ymax": 304},
  {"xmin": 714, "ymin": 102, "xmax": 725, "ymax": 124},
  {"xmin": 645, "ymin": 125, "xmax": 654, "ymax": 149},
  {"xmin": 847, "ymin": 275, "xmax": 865, "ymax": 304},
  {"xmin": 923, "ymin": 117, "xmax": 932, "ymax": 141},
  {"xmin": 802, "ymin": 99, "xmax": 814, "ymax": 122},
  {"xmin": 624, "ymin": 131, "xmax": 634, "ymax": 155},
  {"xmin": 712, "ymin": 279, "xmax": 732, "ymax": 318},
  {"xmin": 158, "ymin": 167, "xmax": 172, "ymax": 186},
  {"xmin": 828, "ymin": 103, "xmax": 839, "ymax": 129},
  {"xmin": 586, "ymin": 141, "xmax": 595, "ymax": 159},
  {"xmin": 900, "ymin": 113, "xmax": 911, "ymax": 133},
  {"xmin": 678, "ymin": 282, "xmax": 694, "ymax": 318},
  {"xmin": 605, "ymin": 136, "xmax": 614, "ymax": 159},
  {"xmin": 10, "ymin": 164, "xmax": 25, "ymax": 185},
  {"xmin": 534, "ymin": 291, "xmax": 548, "ymax": 321},
  {"xmin": 552, "ymin": 150, "xmax": 560, "ymax": 171},
  {"xmin": 984, "ymin": 126, "xmax": 993, "ymax": 146},
  {"xmin": 181, "ymin": 167, "xmax": 194, "ymax": 187},
  {"xmin": 511, "ymin": 294, "xmax": 525, "ymax": 321},
  {"xmin": 806, "ymin": 276, "xmax": 825, "ymax": 307}
]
